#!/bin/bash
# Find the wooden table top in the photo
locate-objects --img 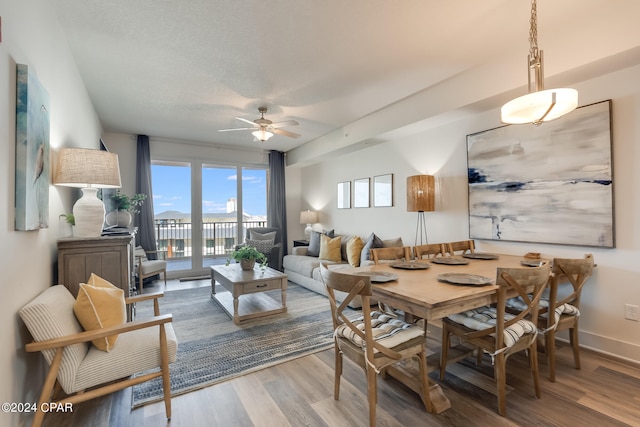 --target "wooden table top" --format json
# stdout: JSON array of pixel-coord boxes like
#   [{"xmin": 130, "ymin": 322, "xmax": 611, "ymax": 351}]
[
  {"xmin": 350, "ymin": 254, "xmax": 542, "ymax": 320},
  {"xmin": 211, "ymin": 263, "xmax": 287, "ymax": 284}
]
